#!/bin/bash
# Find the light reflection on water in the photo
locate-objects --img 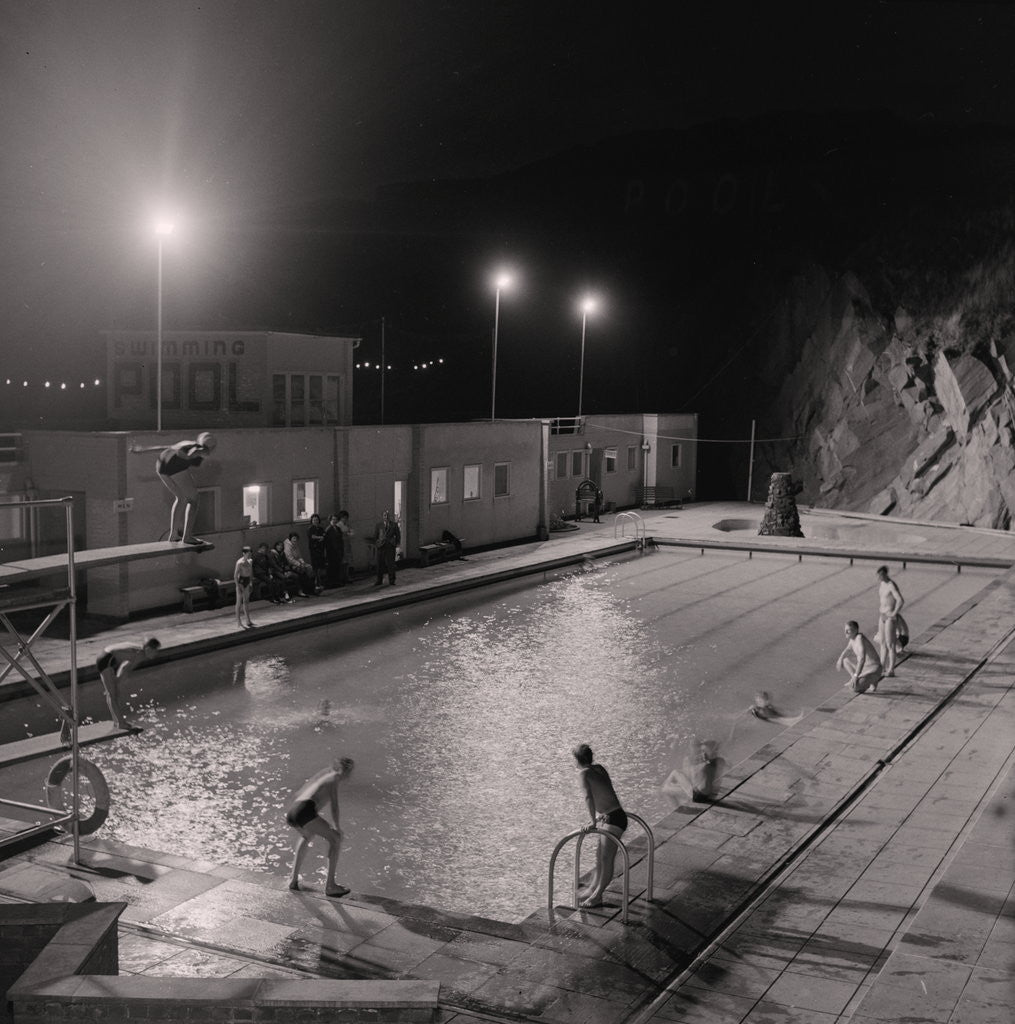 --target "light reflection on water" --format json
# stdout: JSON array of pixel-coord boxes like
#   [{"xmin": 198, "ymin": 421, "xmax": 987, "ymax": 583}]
[
  {"xmin": 82, "ymin": 562, "xmax": 683, "ymax": 920},
  {"xmin": 12, "ymin": 554, "xmax": 992, "ymax": 921}
]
